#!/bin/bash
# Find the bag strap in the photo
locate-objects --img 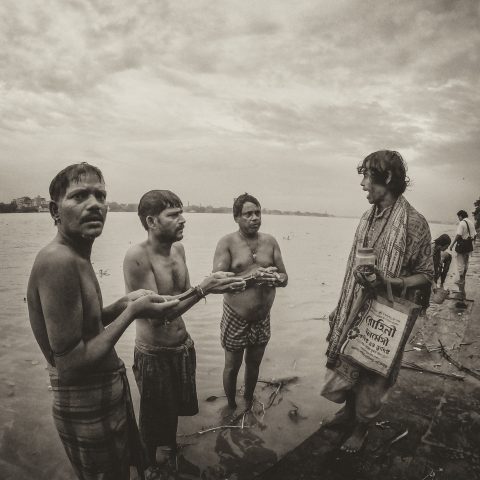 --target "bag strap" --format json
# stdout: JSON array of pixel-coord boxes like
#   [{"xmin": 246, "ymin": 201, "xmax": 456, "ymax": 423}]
[
  {"xmin": 463, "ymin": 219, "xmax": 472, "ymax": 238},
  {"xmin": 385, "ymin": 277, "xmax": 409, "ymax": 304},
  {"xmin": 386, "ymin": 279, "xmax": 394, "ymax": 304}
]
